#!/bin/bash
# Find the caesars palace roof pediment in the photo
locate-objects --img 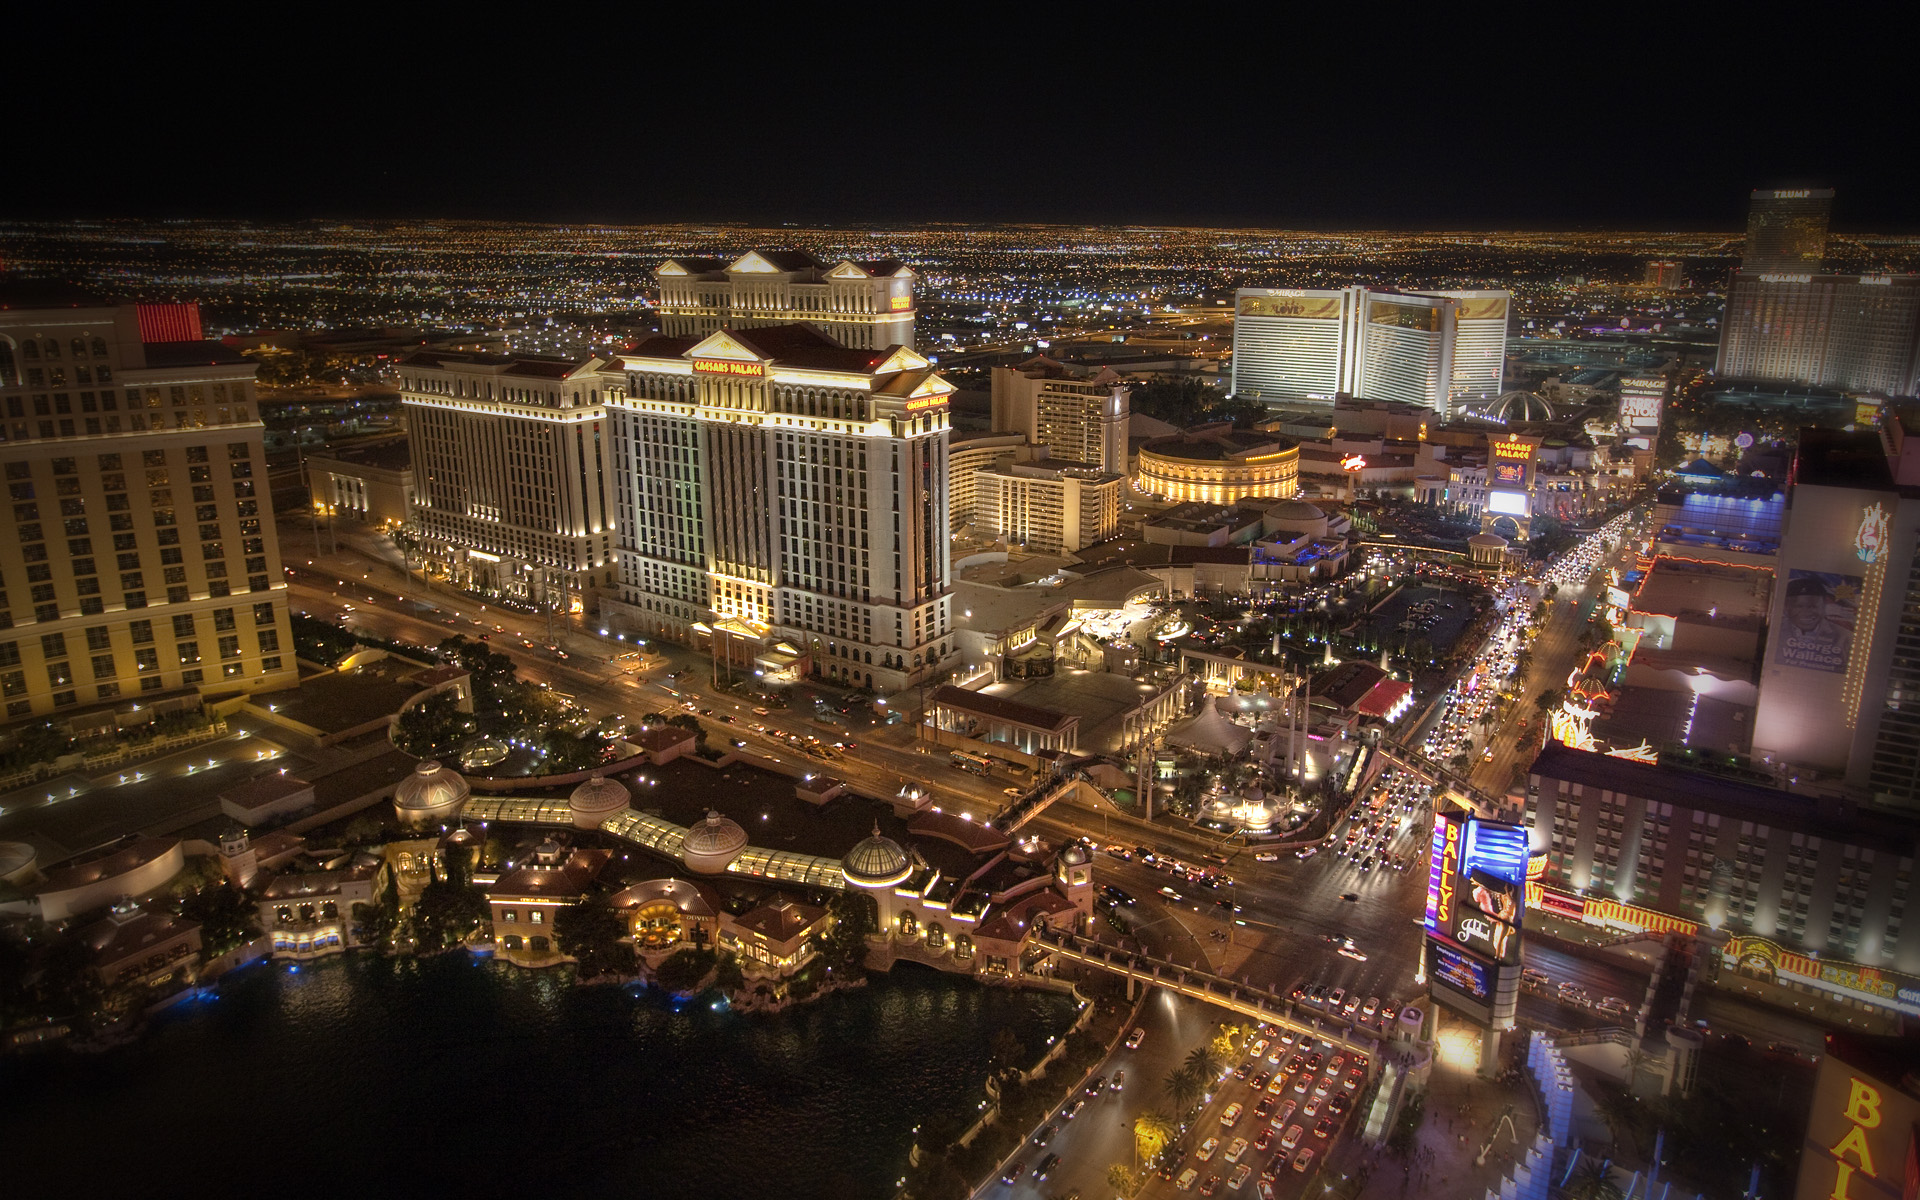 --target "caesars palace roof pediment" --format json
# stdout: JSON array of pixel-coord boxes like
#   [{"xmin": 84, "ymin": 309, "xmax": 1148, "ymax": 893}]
[
  {"xmin": 727, "ymin": 251, "xmax": 784, "ymax": 274},
  {"xmin": 876, "ymin": 346, "xmax": 931, "ymax": 375},
  {"xmin": 685, "ymin": 330, "xmax": 765, "ymax": 363}
]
